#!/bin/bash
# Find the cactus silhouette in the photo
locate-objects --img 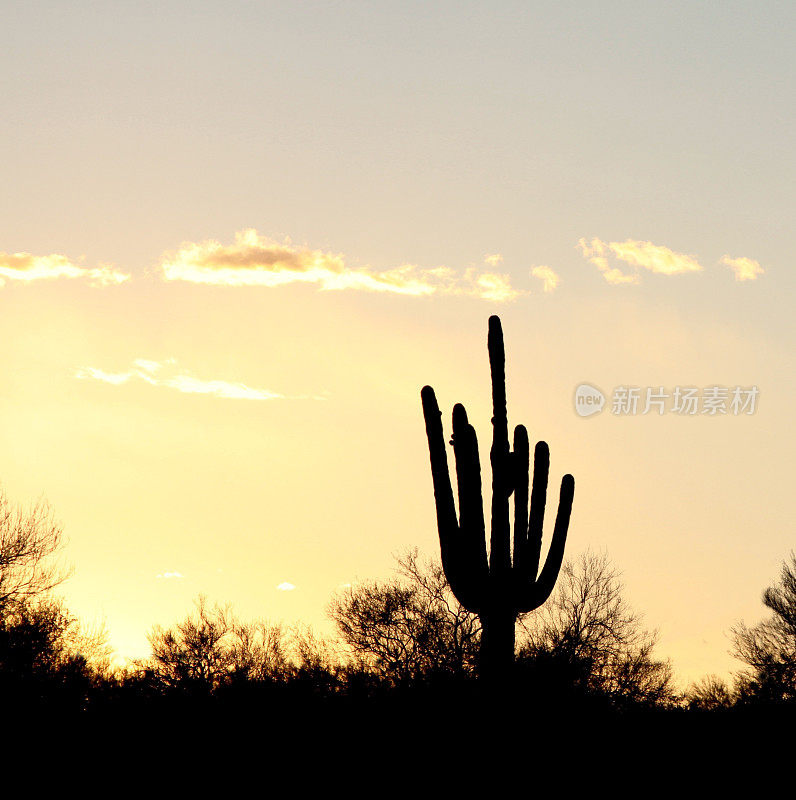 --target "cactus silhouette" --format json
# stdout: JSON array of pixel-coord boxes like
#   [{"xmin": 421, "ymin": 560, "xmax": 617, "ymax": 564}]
[{"xmin": 421, "ymin": 315, "xmax": 575, "ymax": 680}]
